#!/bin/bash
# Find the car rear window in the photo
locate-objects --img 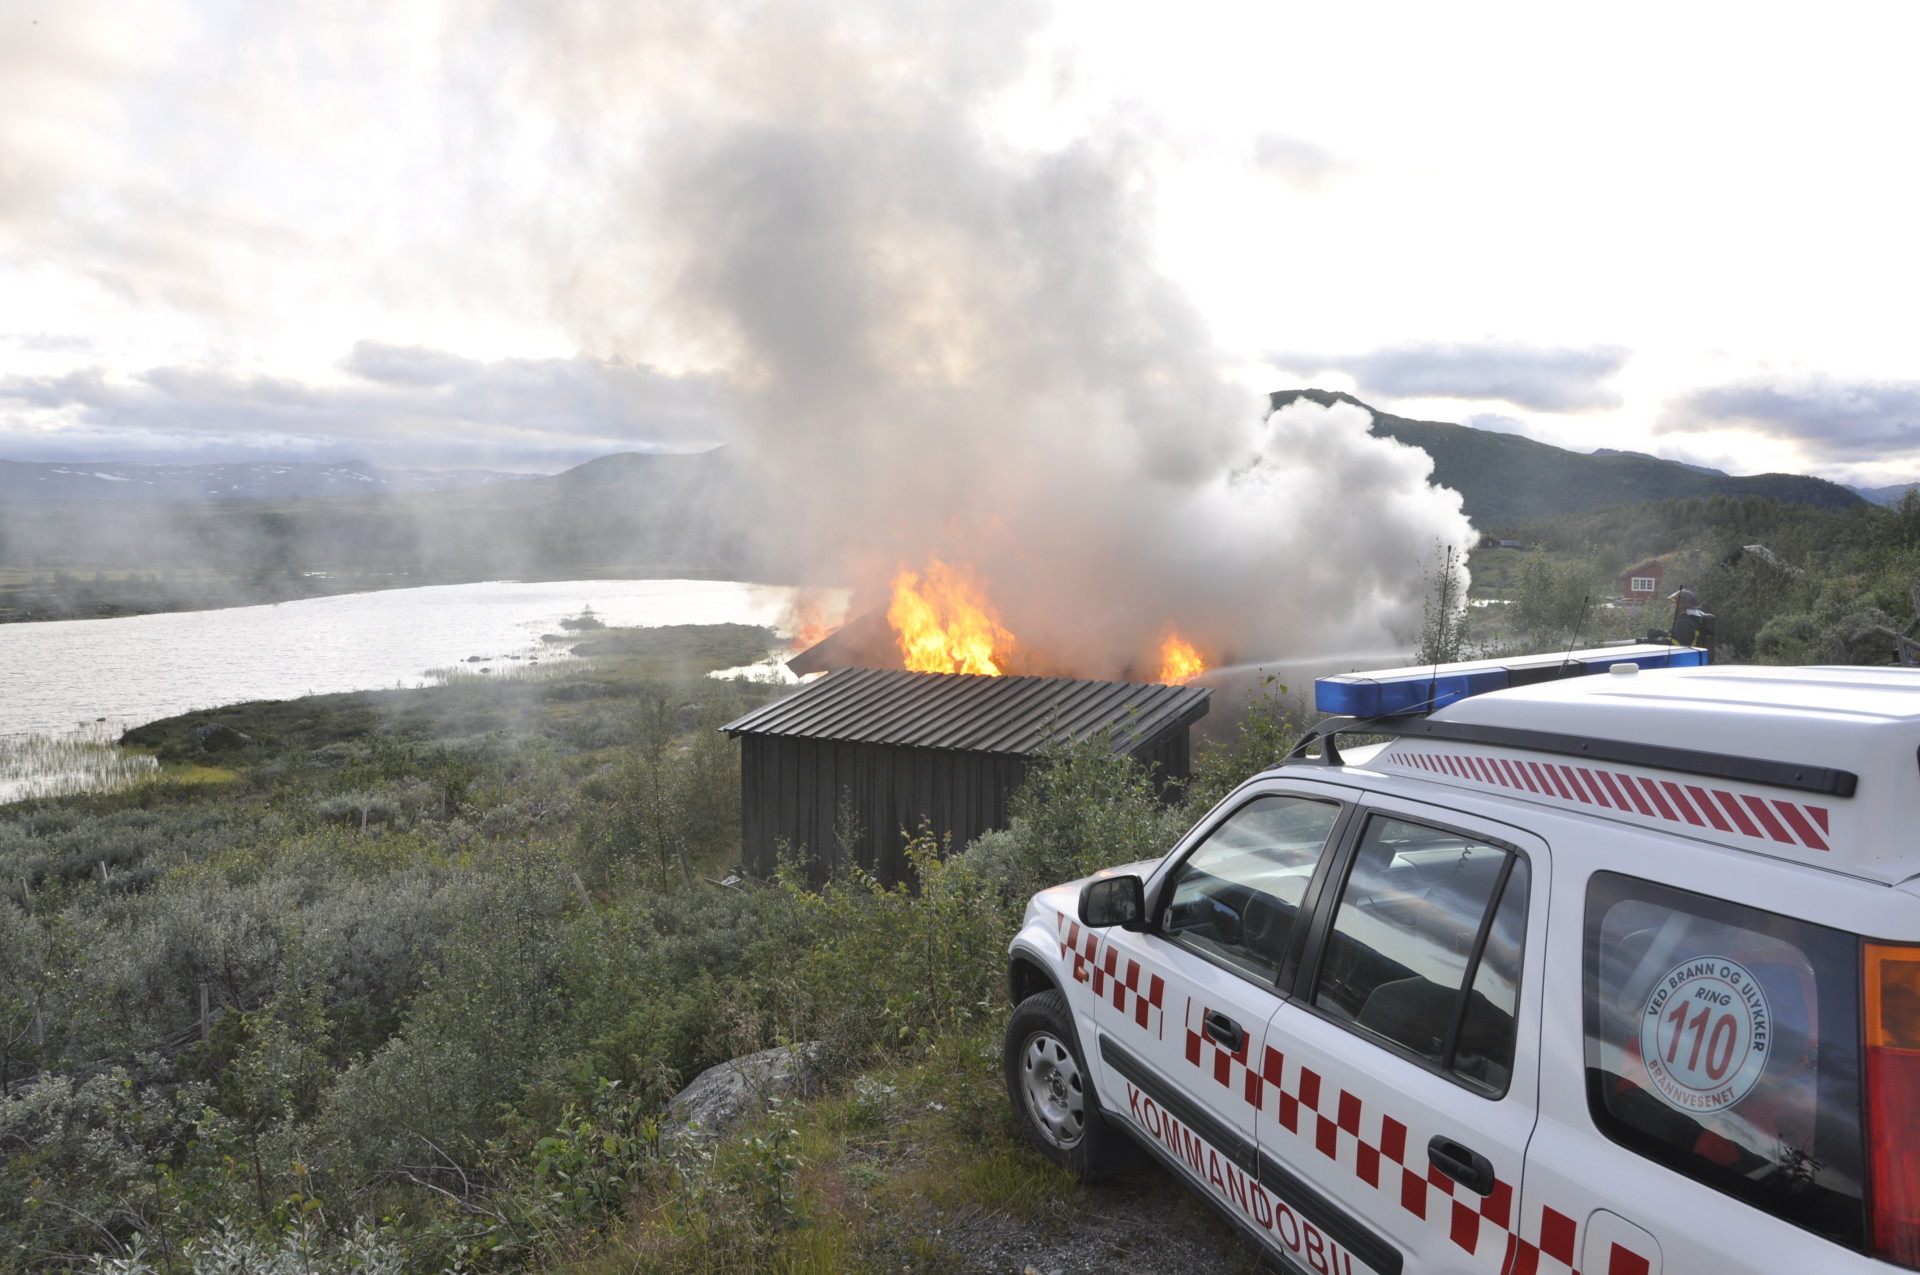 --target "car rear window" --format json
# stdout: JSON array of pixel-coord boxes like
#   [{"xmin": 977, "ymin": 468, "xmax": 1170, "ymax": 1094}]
[{"xmin": 1584, "ymin": 872, "xmax": 1866, "ymax": 1249}]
